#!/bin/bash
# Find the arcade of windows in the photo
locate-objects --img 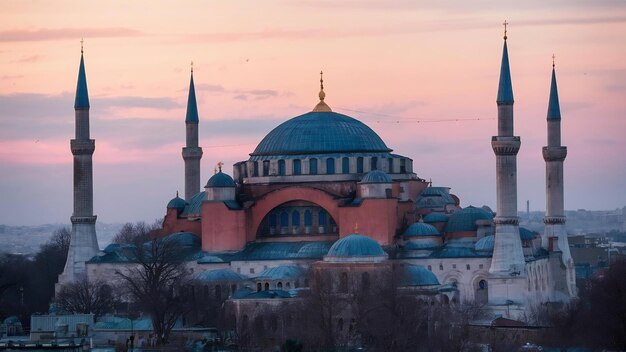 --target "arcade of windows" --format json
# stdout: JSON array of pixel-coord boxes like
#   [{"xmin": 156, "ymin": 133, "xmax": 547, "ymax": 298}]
[{"xmin": 257, "ymin": 203, "xmax": 338, "ymax": 237}]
